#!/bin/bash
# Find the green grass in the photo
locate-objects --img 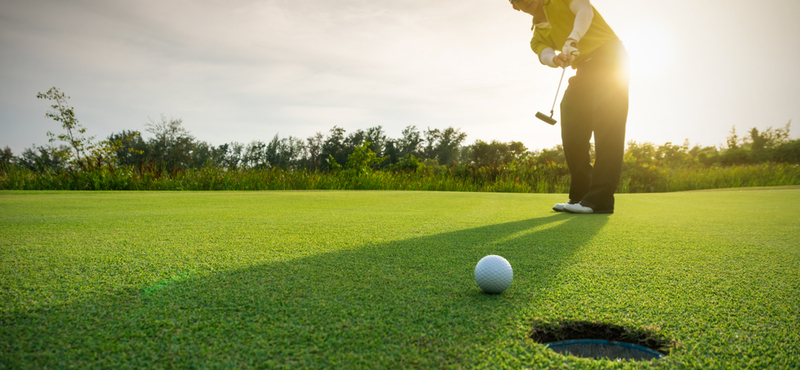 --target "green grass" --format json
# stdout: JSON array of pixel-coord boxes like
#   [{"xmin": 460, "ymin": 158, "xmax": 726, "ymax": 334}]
[{"xmin": 1, "ymin": 189, "xmax": 799, "ymax": 369}]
